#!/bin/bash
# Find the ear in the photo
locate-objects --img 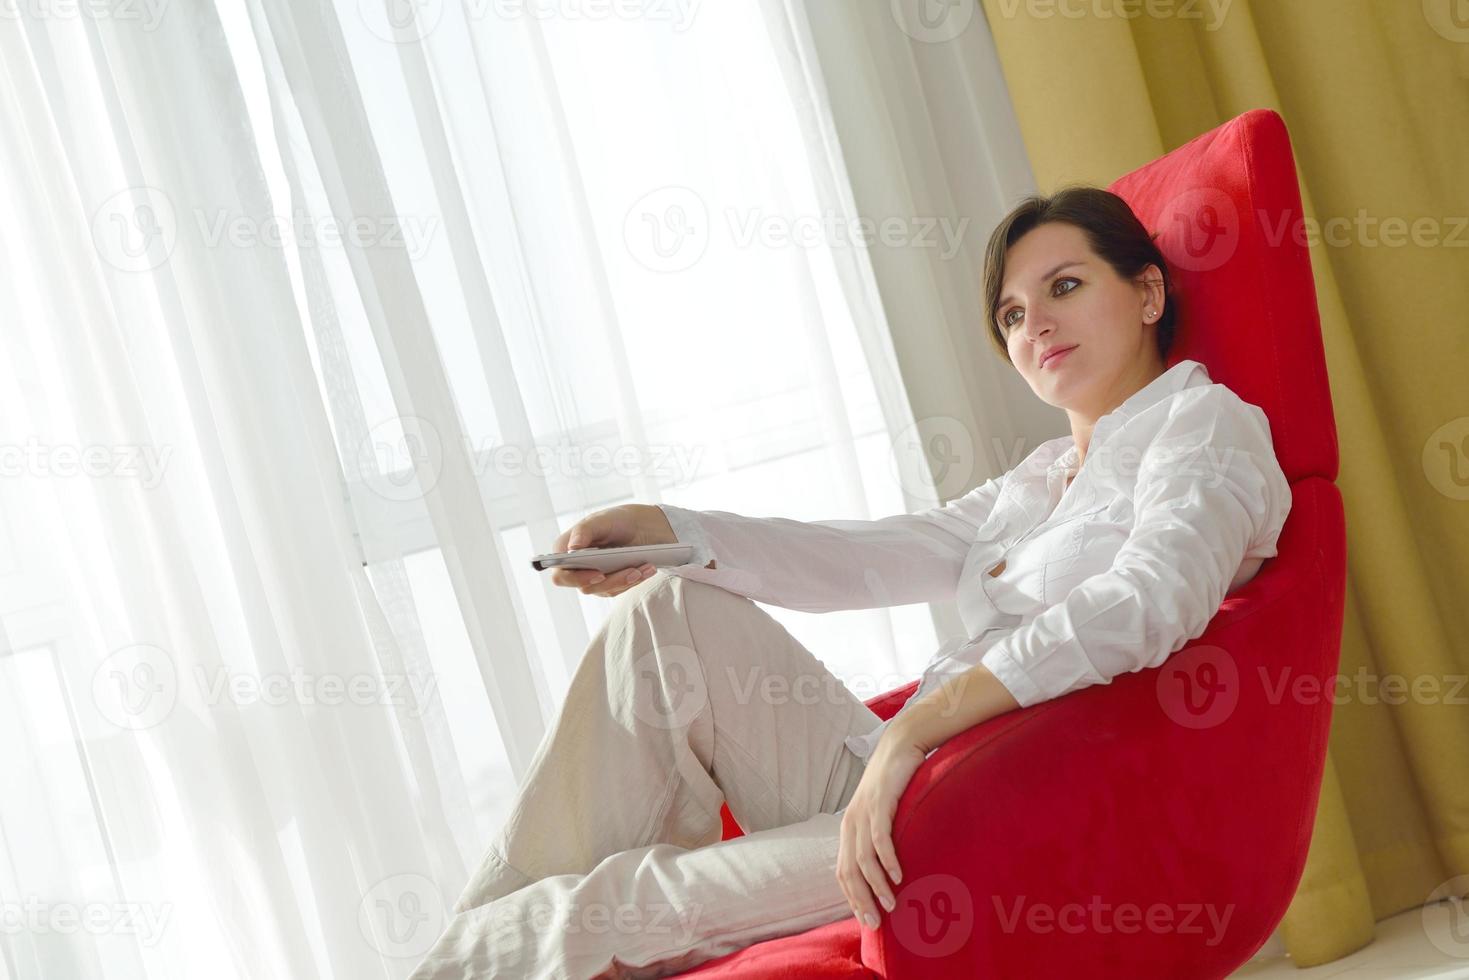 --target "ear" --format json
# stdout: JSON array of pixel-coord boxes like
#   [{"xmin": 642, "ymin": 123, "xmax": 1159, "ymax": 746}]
[{"xmin": 1136, "ymin": 263, "xmax": 1165, "ymax": 317}]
